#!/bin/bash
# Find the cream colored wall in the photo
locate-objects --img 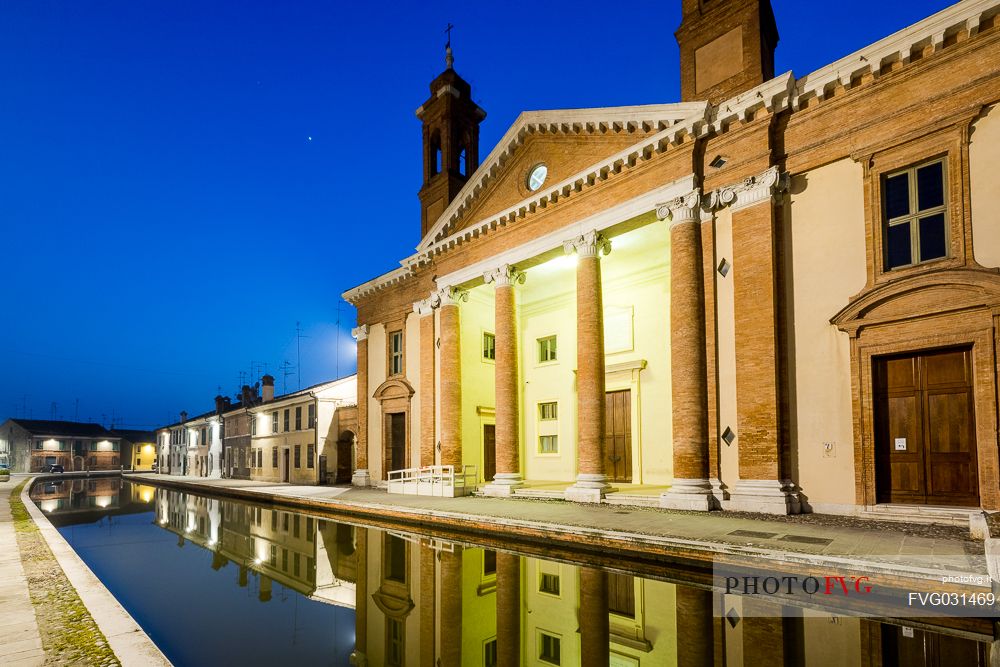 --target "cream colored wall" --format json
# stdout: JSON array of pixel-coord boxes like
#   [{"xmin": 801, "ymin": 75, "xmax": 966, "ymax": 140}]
[
  {"xmin": 367, "ymin": 323, "xmax": 387, "ymax": 481},
  {"xmin": 460, "ymin": 286, "xmax": 495, "ymax": 478},
  {"xmin": 461, "ymin": 548, "xmax": 498, "ymax": 662},
  {"xmin": 520, "ymin": 259, "xmax": 577, "ymax": 482},
  {"xmin": 714, "ymin": 206, "xmax": 740, "ymax": 491},
  {"xmin": 801, "ymin": 610, "xmax": 862, "ymax": 667},
  {"xmin": 786, "ymin": 158, "xmax": 866, "ymax": 507},
  {"xmin": 611, "ymin": 578, "xmax": 677, "ymax": 665},
  {"xmin": 971, "ymin": 104, "xmax": 1000, "ymax": 268},
  {"xmin": 405, "ymin": 312, "xmax": 422, "ymax": 469},
  {"xmin": 523, "ymin": 557, "xmax": 580, "ymax": 666},
  {"xmin": 602, "ymin": 221, "xmax": 672, "ymax": 483},
  {"xmin": 248, "ymin": 398, "xmax": 321, "ymax": 484}
]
